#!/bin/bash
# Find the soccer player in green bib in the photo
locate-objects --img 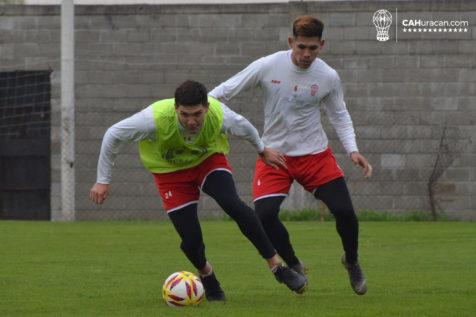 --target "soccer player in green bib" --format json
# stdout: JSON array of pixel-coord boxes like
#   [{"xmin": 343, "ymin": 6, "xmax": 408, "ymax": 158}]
[{"xmin": 90, "ymin": 80, "xmax": 307, "ymax": 301}]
